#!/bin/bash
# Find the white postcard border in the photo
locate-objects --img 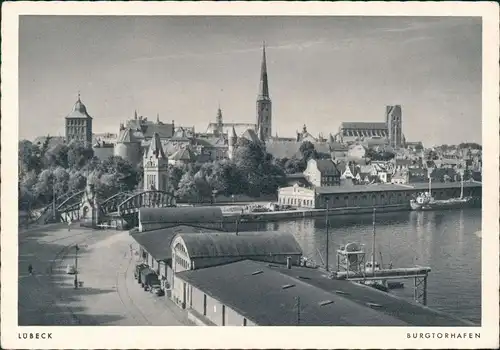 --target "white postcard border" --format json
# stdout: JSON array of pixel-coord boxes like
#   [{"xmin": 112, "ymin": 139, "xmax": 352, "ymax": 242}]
[{"xmin": 1, "ymin": 1, "xmax": 499, "ymax": 349}]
